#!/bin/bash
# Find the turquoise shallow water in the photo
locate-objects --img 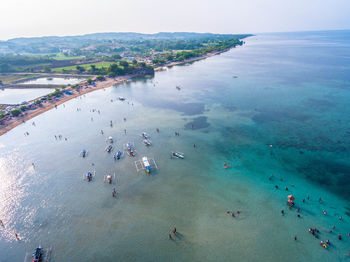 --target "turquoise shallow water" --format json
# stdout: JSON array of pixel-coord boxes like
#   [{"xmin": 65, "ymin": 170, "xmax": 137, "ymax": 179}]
[{"xmin": 0, "ymin": 31, "xmax": 350, "ymax": 261}]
